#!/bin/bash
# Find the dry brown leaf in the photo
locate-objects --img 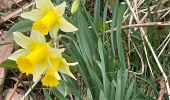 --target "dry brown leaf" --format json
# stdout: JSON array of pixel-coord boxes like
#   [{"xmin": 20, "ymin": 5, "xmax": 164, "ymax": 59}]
[
  {"xmin": 3, "ymin": 88, "xmax": 28, "ymax": 100},
  {"xmin": 0, "ymin": 37, "xmax": 14, "ymax": 63},
  {"xmin": 0, "ymin": 0, "xmax": 23, "ymax": 11},
  {"xmin": 156, "ymin": 77, "xmax": 167, "ymax": 100},
  {"xmin": 0, "ymin": 68, "xmax": 7, "ymax": 92},
  {"xmin": 0, "ymin": 36, "xmax": 14, "ymax": 95},
  {"xmin": 0, "ymin": 2, "xmax": 8, "ymax": 11}
]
